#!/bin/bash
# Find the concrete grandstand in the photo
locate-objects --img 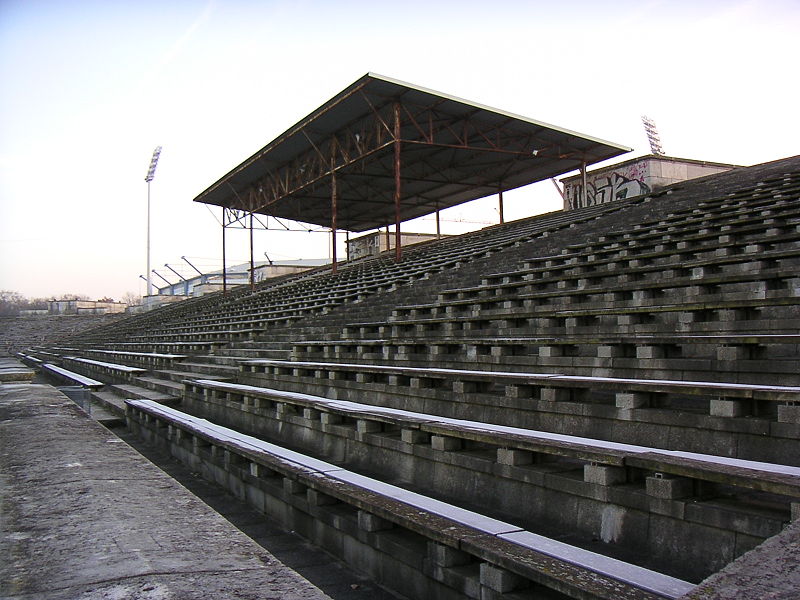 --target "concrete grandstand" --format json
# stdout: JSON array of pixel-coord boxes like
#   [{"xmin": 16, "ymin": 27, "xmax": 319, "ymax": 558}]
[{"xmin": 3, "ymin": 75, "xmax": 799, "ymax": 600}]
